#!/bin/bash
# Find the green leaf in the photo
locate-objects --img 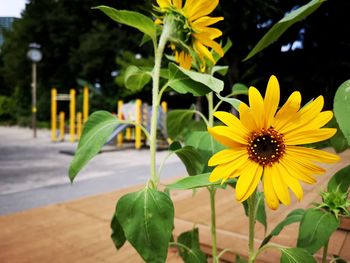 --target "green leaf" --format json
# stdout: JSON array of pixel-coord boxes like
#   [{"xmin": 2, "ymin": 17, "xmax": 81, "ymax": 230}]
[
  {"xmin": 124, "ymin": 65, "xmax": 151, "ymax": 92},
  {"xmin": 243, "ymin": 192, "xmax": 267, "ymax": 231},
  {"xmin": 216, "ymin": 93, "xmax": 242, "ymax": 111},
  {"xmin": 260, "ymin": 209, "xmax": 305, "ymax": 248},
  {"xmin": 168, "ymin": 63, "xmax": 224, "ymax": 96},
  {"xmin": 167, "ymin": 173, "xmax": 215, "ymax": 190},
  {"xmin": 232, "ymin": 83, "xmax": 249, "ymax": 96},
  {"xmin": 68, "ymin": 111, "xmax": 120, "ymax": 182},
  {"xmin": 185, "ymin": 131, "xmax": 225, "ymax": 173},
  {"xmin": 177, "ymin": 228, "xmax": 207, "ymax": 263},
  {"xmin": 243, "ymin": 0, "xmax": 326, "ymax": 61},
  {"xmin": 169, "ymin": 142, "xmax": 204, "ymax": 176},
  {"xmin": 111, "ymin": 211, "xmax": 126, "ymax": 250},
  {"xmin": 211, "ymin": 65, "xmax": 229, "ymax": 76},
  {"xmin": 116, "ymin": 188, "xmax": 174, "ymax": 263},
  {"xmin": 297, "ymin": 209, "xmax": 339, "ymax": 254},
  {"xmin": 94, "ymin": 6, "xmax": 156, "ymax": 43},
  {"xmin": 280, "ymin": 248, "xmax": 317, "ymax": 263},
  {"xmin": 167, "ymin": 109, "xmax": 195, "ymax": 141},
  {"xmin": 235, "ymin": 255, "xmax": 248, "ymax": 263},
  {"xmin": 327, "ymin": 164, "xmax": 350, "ymax": 193},
  {"xmin": 334, "ymin": 79, "xmax": 350, "ymax": 145}
]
